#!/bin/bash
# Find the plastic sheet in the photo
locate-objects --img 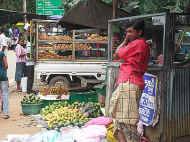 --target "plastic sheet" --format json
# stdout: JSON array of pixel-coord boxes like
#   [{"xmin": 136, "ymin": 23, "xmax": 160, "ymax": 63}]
[
  {"xmin": 85, "ymin": 117, "xmax": 112, "ymax": 127},
  {"xmin": 3, "ymin": 125, "xmax": 107, "ymax": 142}
]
